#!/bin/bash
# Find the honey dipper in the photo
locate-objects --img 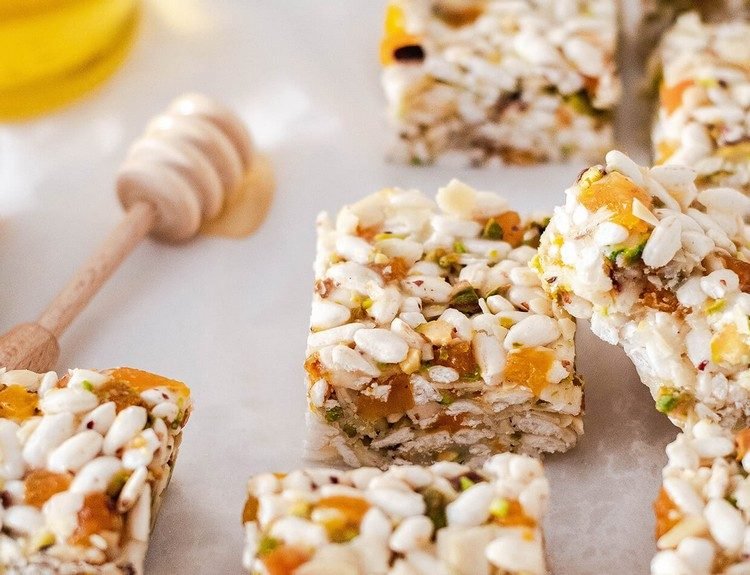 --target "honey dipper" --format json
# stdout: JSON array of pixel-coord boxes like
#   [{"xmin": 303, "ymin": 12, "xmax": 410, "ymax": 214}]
[{"xmin": 0, "ymin": 94, "xmax": 253, "ymax": 372}]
